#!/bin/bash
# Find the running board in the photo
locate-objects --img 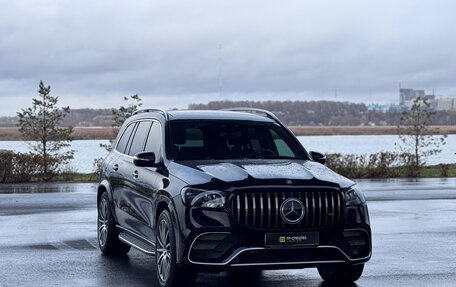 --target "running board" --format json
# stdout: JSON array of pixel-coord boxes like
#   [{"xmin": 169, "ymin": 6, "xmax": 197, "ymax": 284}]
[{"xmin": 119, "ymin": 231, "xmax": 155, "ymax": 255}]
